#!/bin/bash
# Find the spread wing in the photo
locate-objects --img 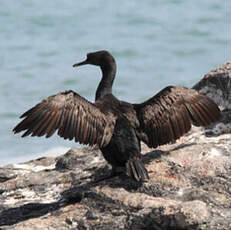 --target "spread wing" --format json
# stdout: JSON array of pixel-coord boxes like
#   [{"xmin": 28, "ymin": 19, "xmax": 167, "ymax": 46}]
[
  {"xmin": 13, "ymin": 90, "xmax": 115, "ymax": 147},
  {"xmin": 133, "ymin": 86, "xmax": 221, "ymax": 148}
]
